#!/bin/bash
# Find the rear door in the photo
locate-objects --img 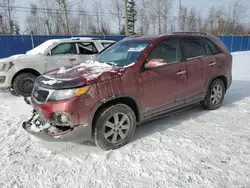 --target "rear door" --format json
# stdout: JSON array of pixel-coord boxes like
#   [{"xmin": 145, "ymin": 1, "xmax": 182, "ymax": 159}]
[
  {"xmin": 182, "ymin": 37, "xmax": 208, "ymax": 102},
  {"xmin": 202, "ymin": 38, "xmax": 221, "ymax": 79}
]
